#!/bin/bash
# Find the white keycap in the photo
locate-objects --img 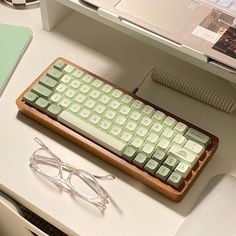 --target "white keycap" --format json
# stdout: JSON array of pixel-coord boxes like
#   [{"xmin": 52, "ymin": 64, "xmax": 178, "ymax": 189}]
[
  {"xmin": 142, "ymin": 105, "xmax": 154, "ymax": 116},
  {"xmin": 120, "ymin": 106, "xmax": 131, "ymax": 116},
  {"xmin": 151, "ymin": 122, "xmax": 163, "ymax": 134},
  {"xmin": 58, "ymin": 111, "xmax": 126, "ymax": 155},
  {"xmin": 56, "ymin": 84, "xmax": 67, "ymax": 93},
  {"xmin": 105, "ymin": 110, "xmax": 116, "ymax": 120},
  {"xmin": 69, "ymin": 103, "xmax": 81, "ymax": 113},
  {"xmin": 131, "ymin": 100, "xmax": 144, "ymax": 110},
  {"xmin": 82, "ymin": 74, "xmax": 94, "ymax": 83},
  {"xmin": 70, "ymin": 80, "xmax": 81, "ymax": 89},
  {"xmin": 92, "ymin": 79, "xmax": 103, "ymax": 88},
  {"xmin": 75, "ymin": 94, "xmax": 86, "ymax": 103},
  {"xmin": 163, "ymin": 116, "xmax": 177, "ymax": 128},
  {"xmin": 136, "ymin": 127, "xmax": 148, "ymax": 137},
  {"xmin": 111, "ymin": 89, "xmax": 123, "ymax": 99},
  {"xmin": 94, "ymin": 104, "xmax": 106, "ymax": 114},
  {"xmin": 79, "ymin": 84, "xmax": 90, "ymax": 94},
  {"xmin": 140, "ymin": 117, "xmax": 152, "ymax": 127},
  {"xmin": 121, "ymin": 94, "xmax": 133, "ymax": 104},
  {"xmin": 115, "ymin": 115, "xmax": 127, "ymax": 126},
  {"xmin": 89, "ymin": 115, "xmax": 101, "ymax": 125},
  {"xmin": 65, "ymin": 89, "xmax": 76, "ymax": 98},
  {"xmin": 161, "ymin": 128, "xmax": 175, "ymax": 140},
  {"xmin": 89, "ymin": 90, "xmax": 101, "ymax": 99},
  {"xmin": 146, "ymin": 133, "xmax": 159, "ymax": 144},
  {"xmin": 84, "ymin": 99, "xmax": 96, "ymax": 109},
  {"xmin": 50, "ymin": 93, "xmax": 62, "ymax": 103},
  {"xmin": 157, "ymin": 139, "xmax": 170, "ymax": 151},
  {"xmin": 100, "ymin": 95, "xmax": 111, "ymax": 104},
  {"xmin": 109, "ymin": 100, "xmax": 121, "ymax": 110},
  {"xmin": 99, "ymin": 120, "xmax": 111, "ymax": 130},
  {"xmin": 173, "ymin": 134, "xmax": 187, "ymax": 146},
  {"xmin": 61, "ymin": 75, "xmax": 72, "ymax": 83},
  {"xmin": 142, "ymin": 143, "xmax": 155, "ymax": 156},
  {"xmin": 130, "ymin": 111, "xmax": 141, "ymax": 121},
  {"xmin": 131, "ymin": 138, "xmax": 143, "ymax": 150},
  {"xmin": 175, "ymin": 162, "xmax": 191, "ymax": 177},
  {"xmin": 152, "ymin": 110, "xmax": 166, "ymax": 122},
  {"xmin": 102, "ymin": 84, "xmax": 113, "ymax": 93},
  {"xmin": 73, "ymin": 69, "xmax": 83, "ymax": 78},
  {"xmin": 120, "ymin": 132, "xmax": 133, "ymax": 142},
  {"xmin": 64, "ymin": 65, "xmax": 74, "ymax": 73},
  {"xmin": 168, "ymin": 145, "xmax": 197, "ymax": 167},
  {"xmin": 125, "ymin": 121, "xmax": 137, "ymax": 131},
  {"xmin": 79, "ymin": 109, "xmax": 91, "ymax": 119},
  {"xmin": 184, "ymin": 140, "xmax": 204, "ymax": 158},
  {"xmin": 174, "ymin": 122, "xmax": 188, "ymax": 134},
  {"xmin": 59, "ymin": 98, "xmax": 71, "ymax": 108},
  {"xmin": 110, "ymin": 126, "xmax": 122, "ymax": 137}
]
